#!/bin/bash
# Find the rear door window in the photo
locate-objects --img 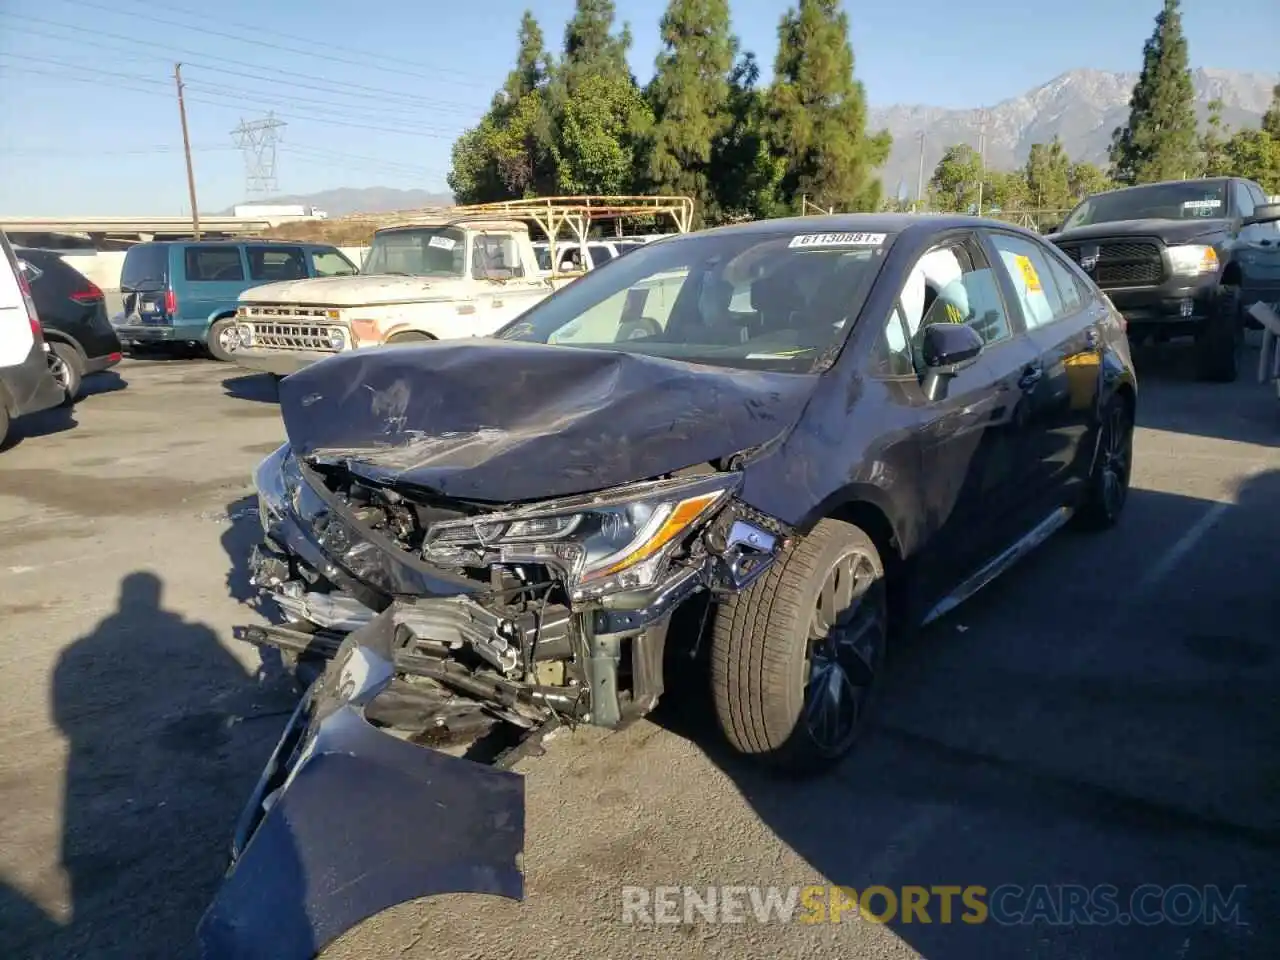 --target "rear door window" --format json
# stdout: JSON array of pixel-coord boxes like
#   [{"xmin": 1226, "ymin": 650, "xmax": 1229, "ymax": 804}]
[
  {"xmin": 246, "ymin": 246, "xmax": 307, "ymax": 282},
  {"xmin": 121, "ymin": 245, "xmax": 169, "ymax": 289},
  {"xmin": 184, "ymin": 247, "xmax": 245, "ymax": 282},
  {"xmin": 988, "ymin": 233, "xmax": 1069, "ymax": 330},
  {"xmin": 587, "ymin": 244, "xmax": 615, "ymax": 265},
  {"xmin": 310, "ymin": 248, "xmax": 357, "ymax": 276}
]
